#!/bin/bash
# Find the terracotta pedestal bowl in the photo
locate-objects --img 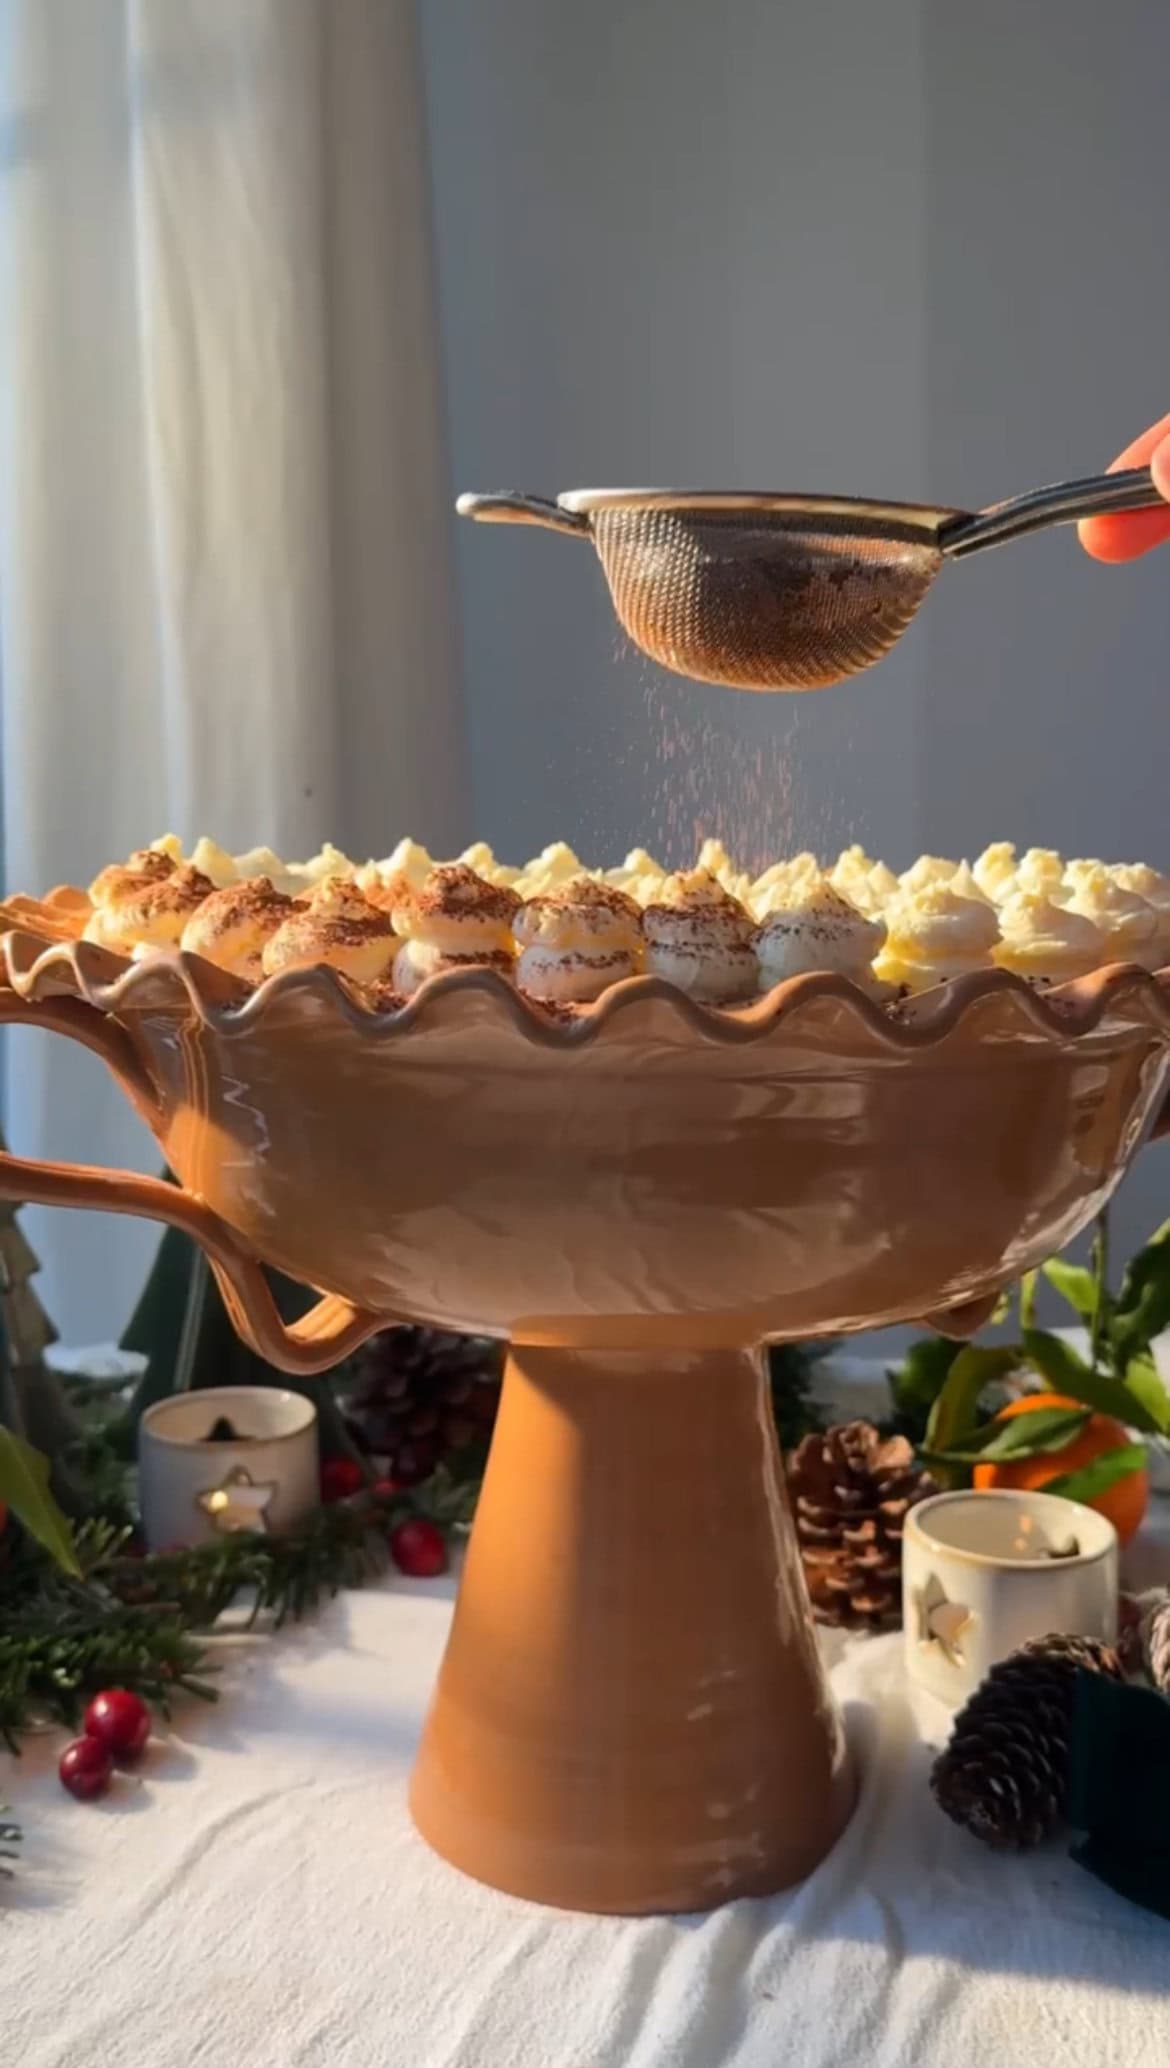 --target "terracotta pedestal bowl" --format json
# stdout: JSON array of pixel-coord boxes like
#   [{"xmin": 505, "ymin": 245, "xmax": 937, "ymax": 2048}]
[{"xmin": 2, "ymin": 909, "xmax": 1169, "ymax": 1913}]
